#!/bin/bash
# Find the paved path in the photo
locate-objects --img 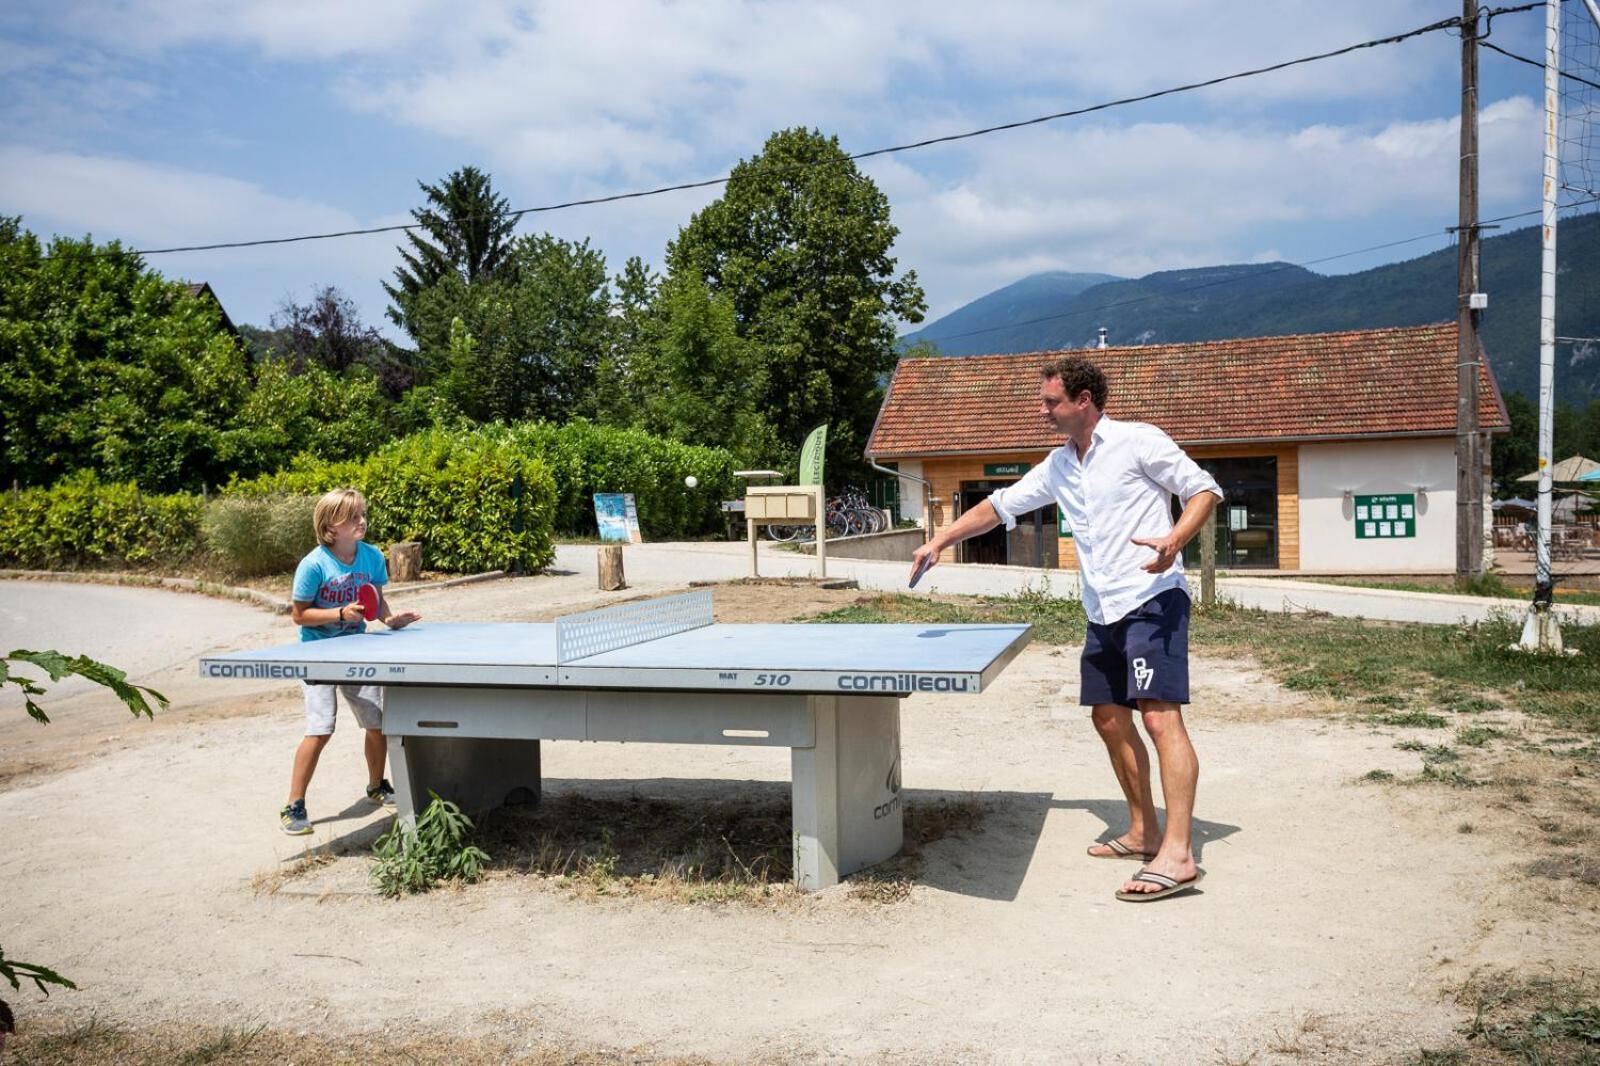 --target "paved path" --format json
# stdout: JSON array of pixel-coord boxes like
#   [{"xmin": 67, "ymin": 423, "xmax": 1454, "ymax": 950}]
[
  {"xmin": 554, "ymin": 542, "xmax": 1600, "ymax": 627},
  {"xmin": 0, "ymin": 581, "xmax": 279, "ymax": 708}
]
